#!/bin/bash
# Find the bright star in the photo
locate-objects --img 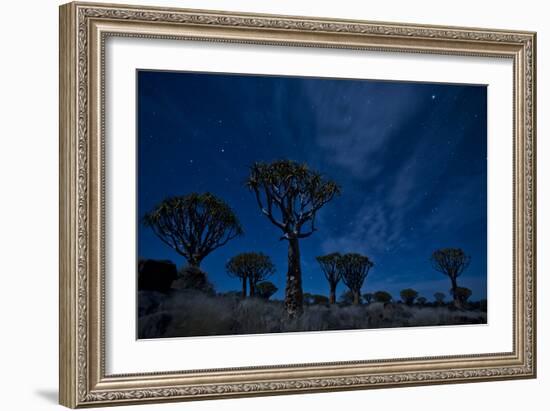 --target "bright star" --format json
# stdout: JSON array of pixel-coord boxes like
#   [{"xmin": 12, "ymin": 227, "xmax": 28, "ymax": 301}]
[
  {"xmin": 220, "ymin": 148, "xmax": 225, "ymax": 153},
  {"xmin": 431, "ymin": 95, "xmax": 436, "ymax": 100}
]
